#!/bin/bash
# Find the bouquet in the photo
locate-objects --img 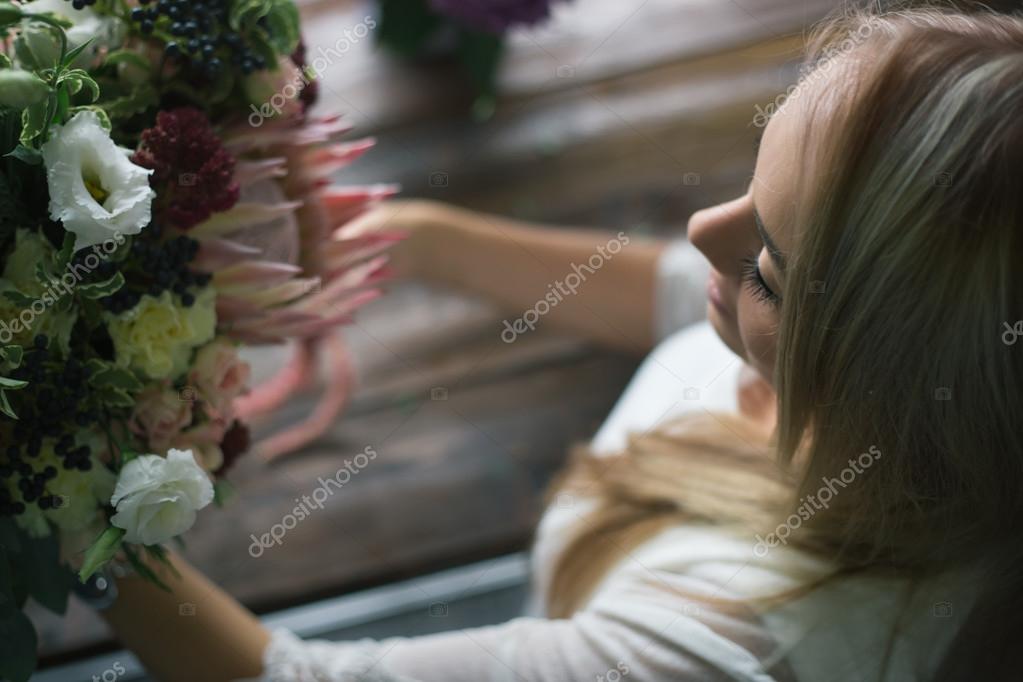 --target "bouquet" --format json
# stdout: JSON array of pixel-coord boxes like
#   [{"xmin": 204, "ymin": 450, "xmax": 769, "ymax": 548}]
[
  {"xmin": 376, "ymin": 0, "xmax": 566, "ymax": 117},
  {"xmin": 0, "ymin": 1, "xmax": 398, "ymax": 678}
]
